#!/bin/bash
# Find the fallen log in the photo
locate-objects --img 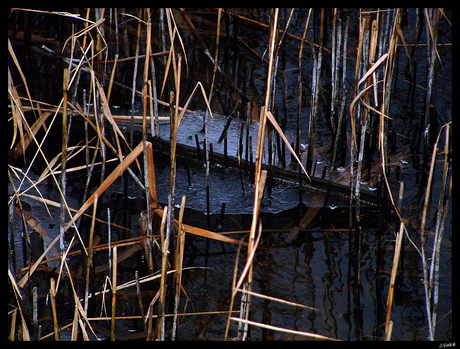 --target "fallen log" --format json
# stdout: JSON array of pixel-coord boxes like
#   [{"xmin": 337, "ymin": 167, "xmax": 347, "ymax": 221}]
[{"xmin": 150, "ymin": 136, "xmax": 382, "ymax": 206}]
